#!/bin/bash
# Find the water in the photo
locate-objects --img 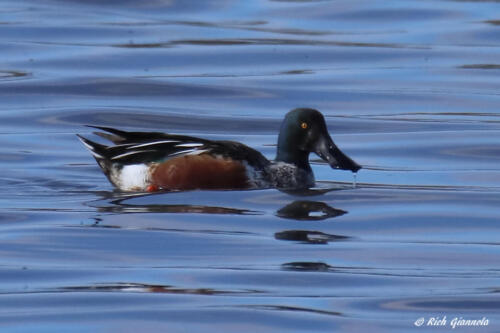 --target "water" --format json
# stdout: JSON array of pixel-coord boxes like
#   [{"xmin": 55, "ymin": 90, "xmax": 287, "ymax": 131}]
[{"xmin": 1, "ymin": 0, "xmax": 500, "ymax": 332}]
